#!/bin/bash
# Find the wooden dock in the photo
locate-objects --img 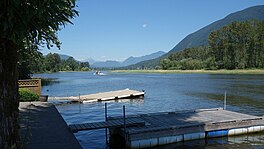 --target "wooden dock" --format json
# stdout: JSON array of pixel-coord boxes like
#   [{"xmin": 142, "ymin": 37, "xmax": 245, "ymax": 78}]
[
  {"xmin": 69, "ymin": 117, "xmax": 145, "ymax": 133},
  {"xmin": 69, "ymin": 108, "xmax": 264, "ymax": 148},
  {"xmin": 49, "ymin": 89, "xmax": 144, "ymax": 103},
  {"xmin": 19, "ymin": 102, "xmax": 82, "ymax": 149}
]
